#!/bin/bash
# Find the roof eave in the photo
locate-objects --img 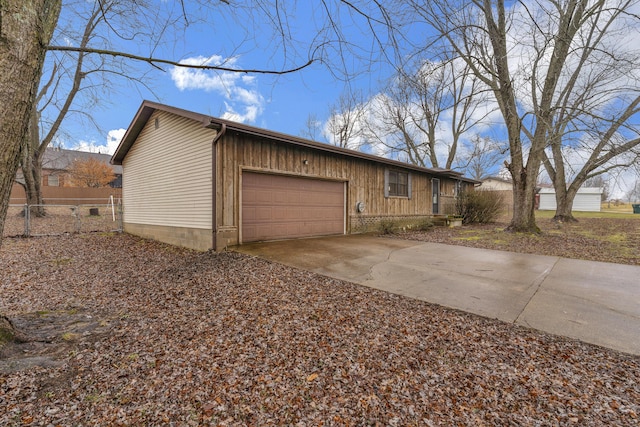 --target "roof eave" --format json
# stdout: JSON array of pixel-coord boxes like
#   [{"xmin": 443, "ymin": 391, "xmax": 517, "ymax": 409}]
[{"xmin": 112, "ymin": 100, "xmax": 479, "ymax": 184}]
